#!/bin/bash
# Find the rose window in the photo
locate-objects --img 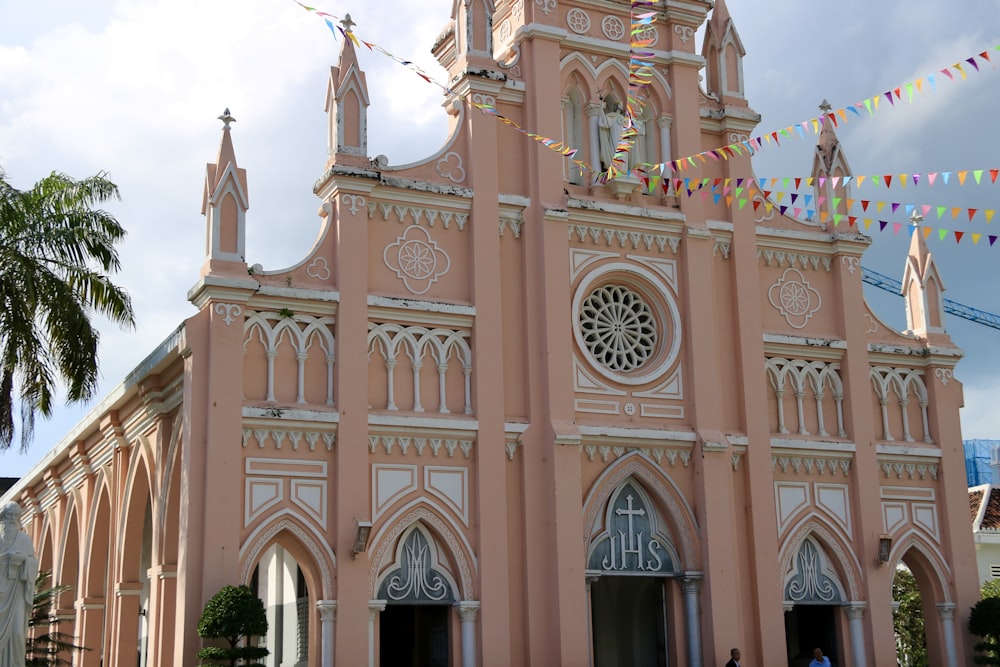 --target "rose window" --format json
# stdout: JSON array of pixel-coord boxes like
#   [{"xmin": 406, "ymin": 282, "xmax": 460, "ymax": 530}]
[{"xmin": 579, "ymin": 284, "xmax": 657, "ymax": 372}]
